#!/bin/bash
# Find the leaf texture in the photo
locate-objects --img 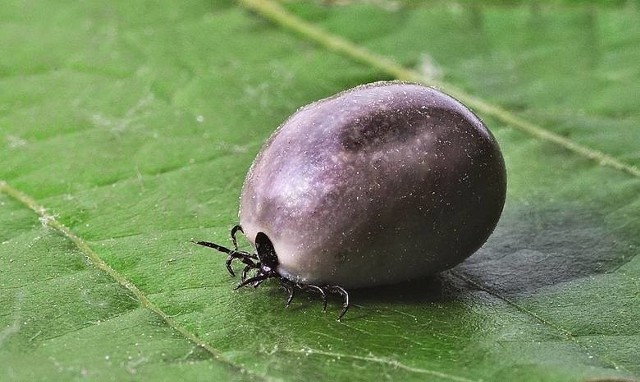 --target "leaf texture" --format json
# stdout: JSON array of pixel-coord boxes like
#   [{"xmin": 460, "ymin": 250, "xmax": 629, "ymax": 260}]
[{"xmin": 1, "ymin": 1, "xmax": 639, "ymax": 381}]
